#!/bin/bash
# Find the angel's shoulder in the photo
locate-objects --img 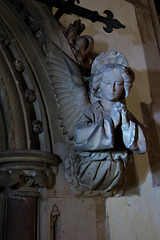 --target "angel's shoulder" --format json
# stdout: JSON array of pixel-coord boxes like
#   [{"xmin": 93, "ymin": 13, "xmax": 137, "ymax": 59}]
[{"xmin": 84, "ymin": 101, "xmax": 101, "ymax": 113}]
